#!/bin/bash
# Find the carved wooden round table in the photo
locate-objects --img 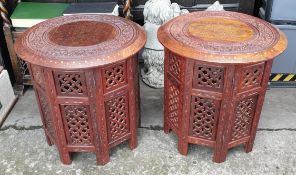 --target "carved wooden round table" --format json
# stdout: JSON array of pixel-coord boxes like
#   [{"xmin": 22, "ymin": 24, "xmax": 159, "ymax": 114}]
[
  {"xmin": 14, "ymin": 15, "xmax": 146, "ymax": 165},
  {"xmin": 158, "ymin": 11, "xmax": 287, "ymax": 163}
]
